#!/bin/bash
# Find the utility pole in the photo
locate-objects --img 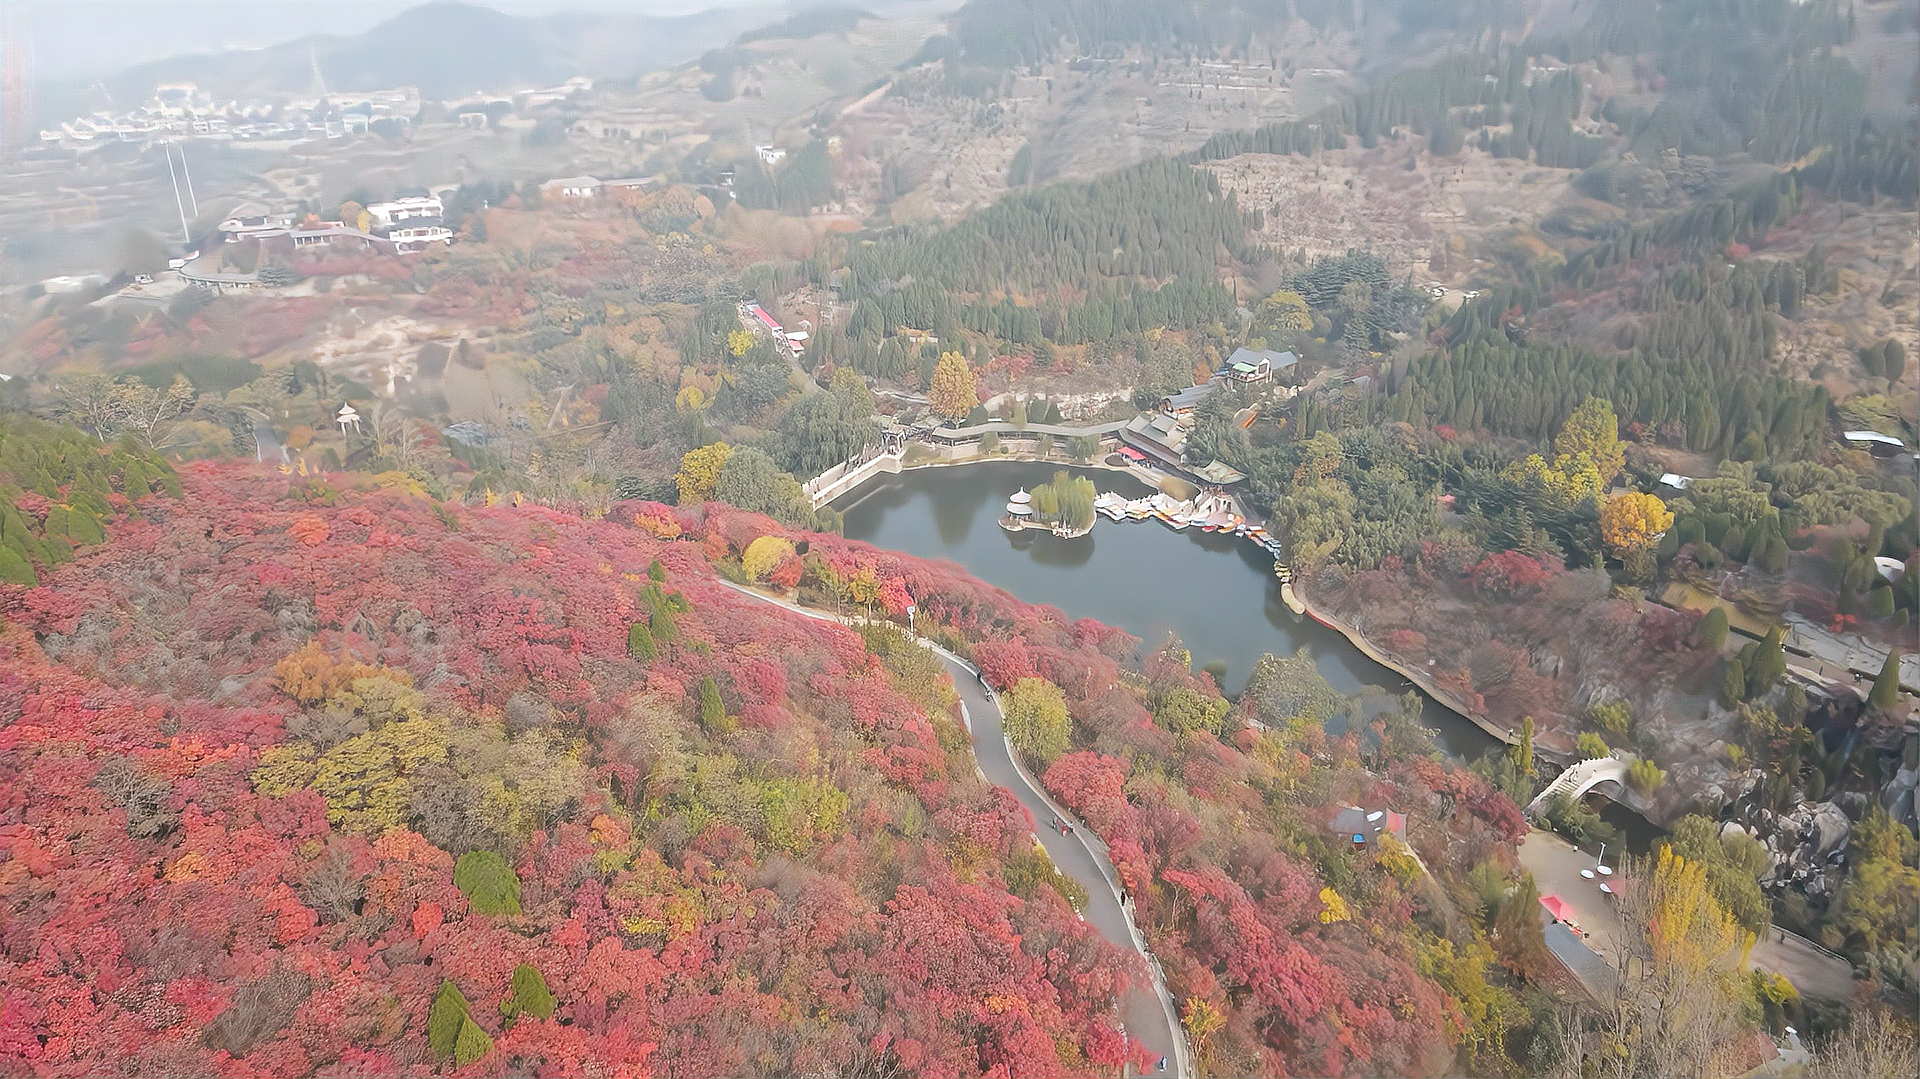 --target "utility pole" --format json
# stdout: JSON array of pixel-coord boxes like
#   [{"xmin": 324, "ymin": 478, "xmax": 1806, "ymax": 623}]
[
  {"xmin": 175, "ymin": 139, "xmax": 198, "ymax": 217},
  {"xmin": 163, "ymin": 141, "xmax": 191, "ymax": 243}
]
